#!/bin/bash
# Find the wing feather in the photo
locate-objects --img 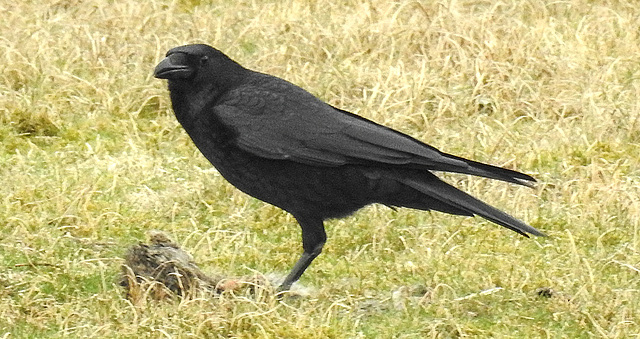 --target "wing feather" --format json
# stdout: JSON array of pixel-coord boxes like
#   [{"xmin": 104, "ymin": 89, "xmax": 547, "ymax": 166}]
[{"xmin": 214, "ymin": 79, "xmax": 534, "ymax": 185}]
